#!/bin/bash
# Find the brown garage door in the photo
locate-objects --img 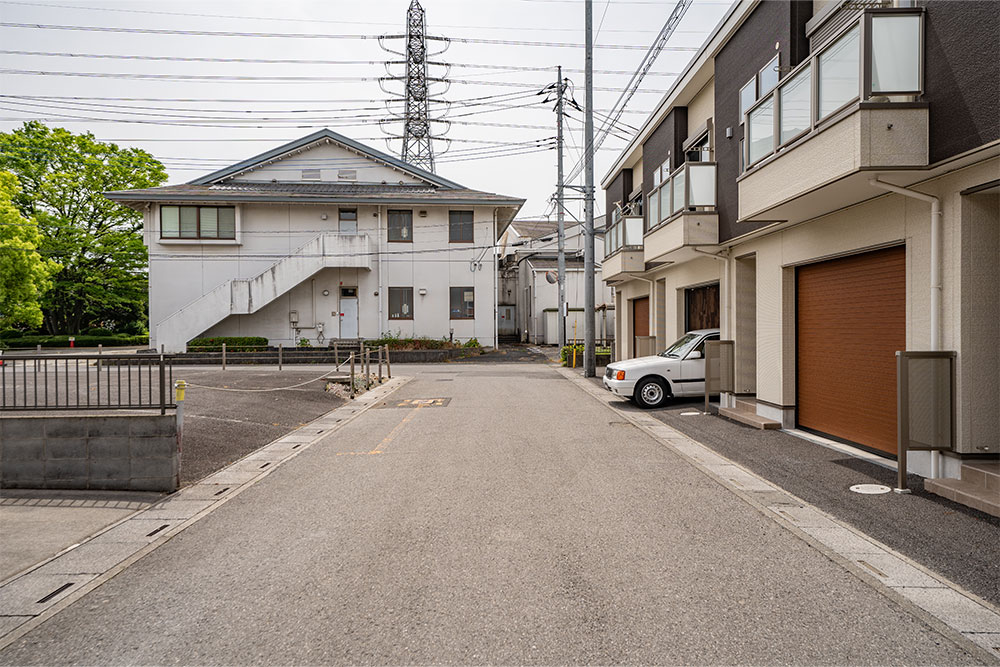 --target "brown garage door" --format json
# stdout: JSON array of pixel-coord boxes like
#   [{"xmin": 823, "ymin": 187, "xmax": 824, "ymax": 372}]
[{"xmin": 796, "ymin": 246, "xmax": 905, "ymax": 455}]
